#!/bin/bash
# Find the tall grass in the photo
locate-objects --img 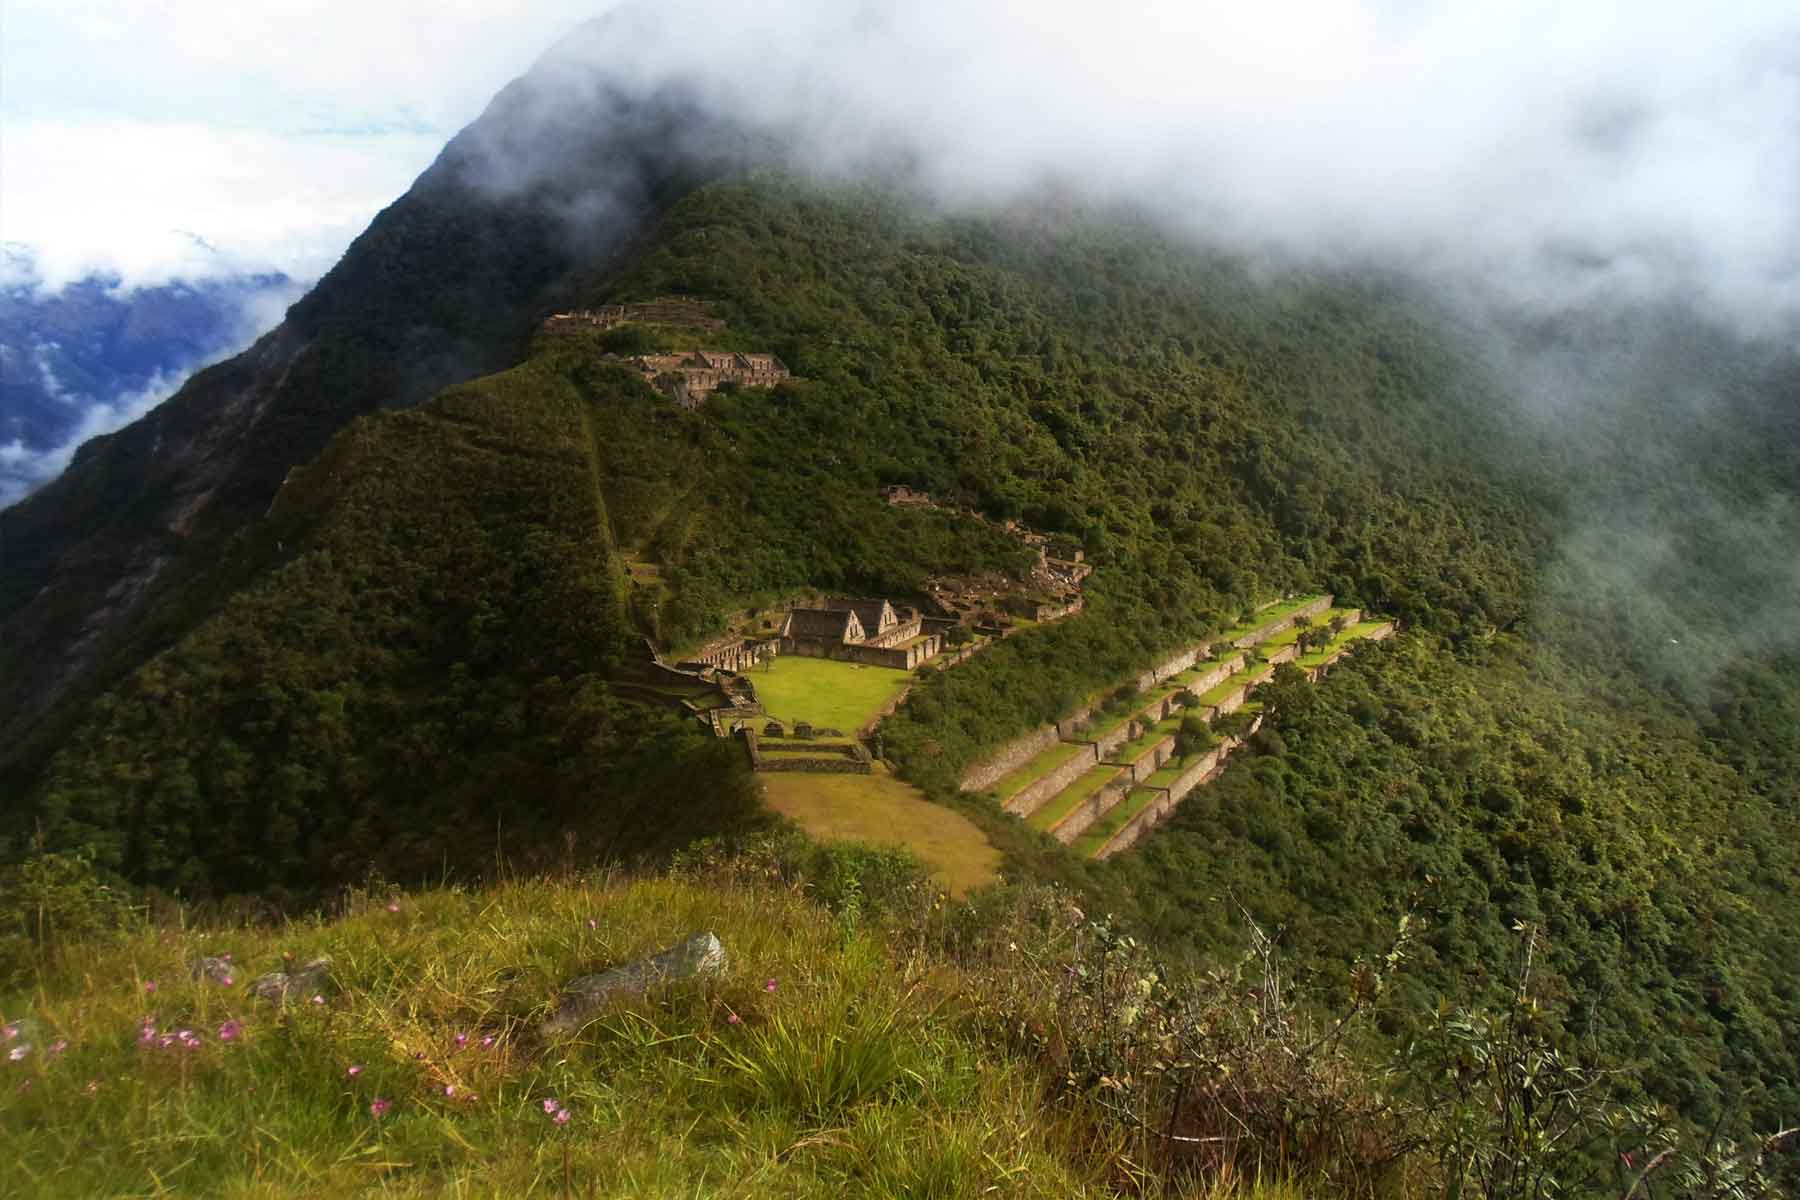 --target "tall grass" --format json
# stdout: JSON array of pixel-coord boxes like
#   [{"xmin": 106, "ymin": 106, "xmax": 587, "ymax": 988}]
[{"xmin": 0, "ymin": 870, "xmax": 1114, "ymax": 1198}]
